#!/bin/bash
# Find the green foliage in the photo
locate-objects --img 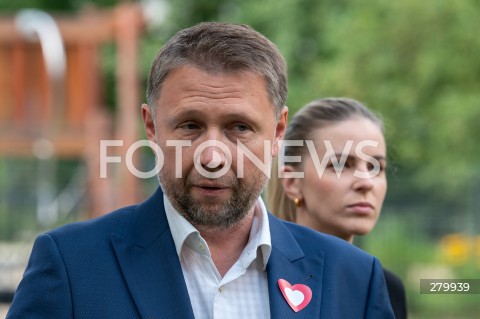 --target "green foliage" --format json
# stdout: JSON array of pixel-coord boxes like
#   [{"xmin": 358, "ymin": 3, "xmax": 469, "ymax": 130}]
[
  {"xmin": 305, "ymin": 0, "xmax": 480, "ymax": 198},
  {"xmin": 362, "ymin": 213, "xmax": 480, "ymax": 318}
]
